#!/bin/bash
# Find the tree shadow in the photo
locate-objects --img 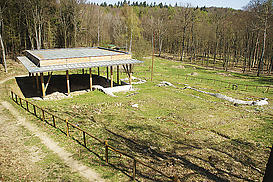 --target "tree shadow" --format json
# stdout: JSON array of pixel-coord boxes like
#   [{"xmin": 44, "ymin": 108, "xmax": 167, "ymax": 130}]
[{"xmin": 104, "ymin": 126, "xmax": 267, "ymax": 182}]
